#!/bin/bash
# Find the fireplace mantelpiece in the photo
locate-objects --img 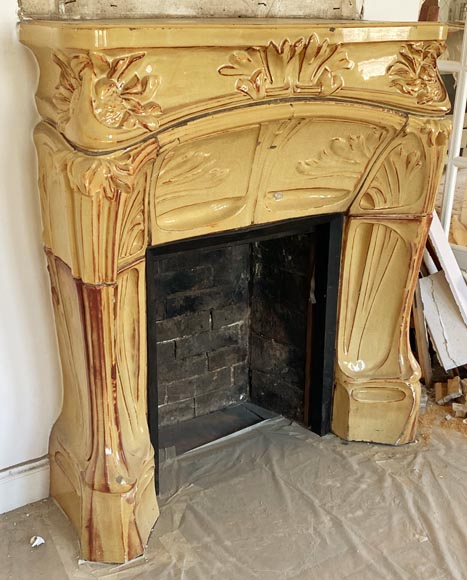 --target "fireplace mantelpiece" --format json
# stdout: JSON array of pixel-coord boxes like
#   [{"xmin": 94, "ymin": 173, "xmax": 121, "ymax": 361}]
[{"xmin": 20, "ymin": 19, "xmax": 449, "ymax": 563}]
